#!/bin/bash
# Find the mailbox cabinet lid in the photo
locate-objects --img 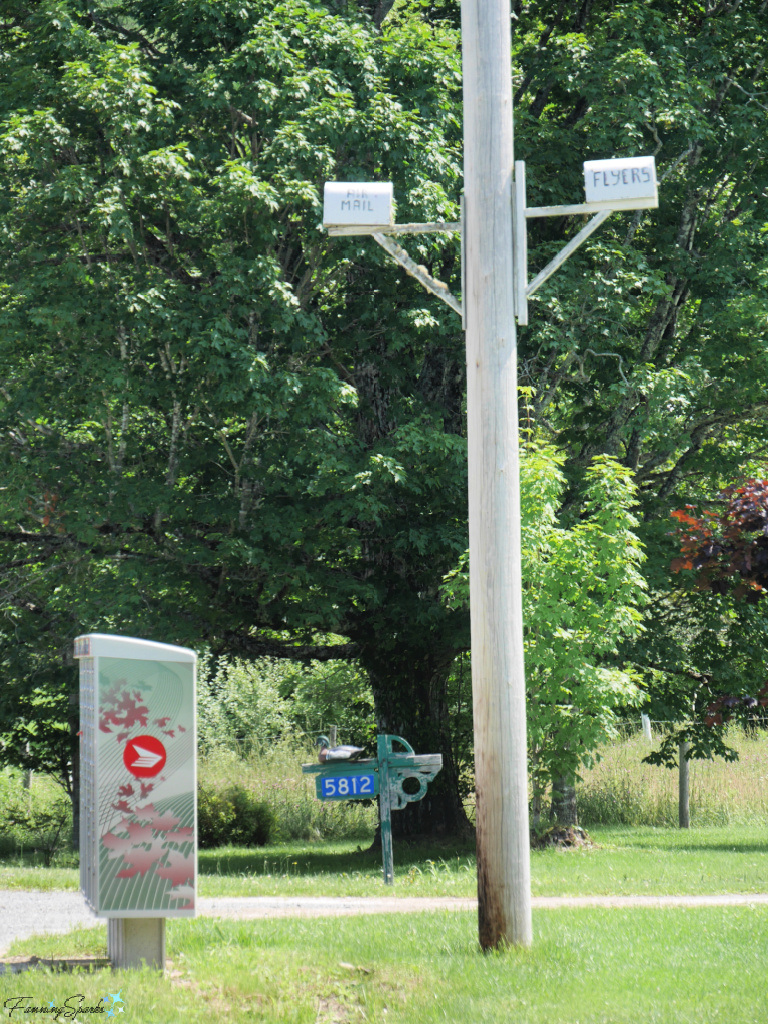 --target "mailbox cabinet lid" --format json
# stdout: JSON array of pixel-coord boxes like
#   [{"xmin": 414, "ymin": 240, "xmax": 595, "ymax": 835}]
[
  {"xmin": 323, "ymin": 181, "xmax": 393, "ymax": 226},
  {"xmin": 583, "ymin": 156, "xmax": 657, "ymax": 204},
  {"xmin": 74, "ymin": 632, "xmax": 196, "ymax": 662}
]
